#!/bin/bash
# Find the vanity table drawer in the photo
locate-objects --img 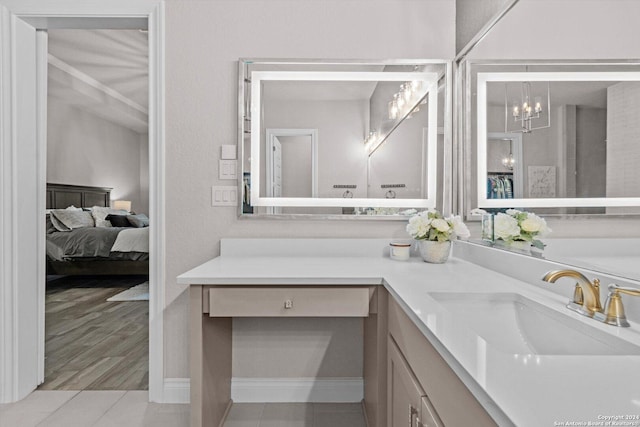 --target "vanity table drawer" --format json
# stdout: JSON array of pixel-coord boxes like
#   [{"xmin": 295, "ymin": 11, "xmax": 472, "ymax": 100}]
[{"xmin": 207, "ymin": 287, "xmax": 370, "ymax": 317}]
